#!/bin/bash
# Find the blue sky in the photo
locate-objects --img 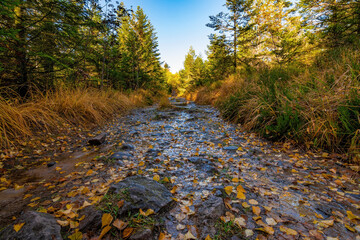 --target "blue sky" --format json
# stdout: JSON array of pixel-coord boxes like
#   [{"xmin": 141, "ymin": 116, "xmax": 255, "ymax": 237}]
[{"xmin": 113, "ymin": 0, "xmax": 225, "ymax": 73}]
